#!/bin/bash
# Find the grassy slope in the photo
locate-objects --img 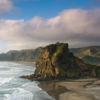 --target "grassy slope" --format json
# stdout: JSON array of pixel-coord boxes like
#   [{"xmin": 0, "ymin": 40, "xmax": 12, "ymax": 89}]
[{"xmin": 70, "ymin": 46, "xmax": 100, "ymax": 65}]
